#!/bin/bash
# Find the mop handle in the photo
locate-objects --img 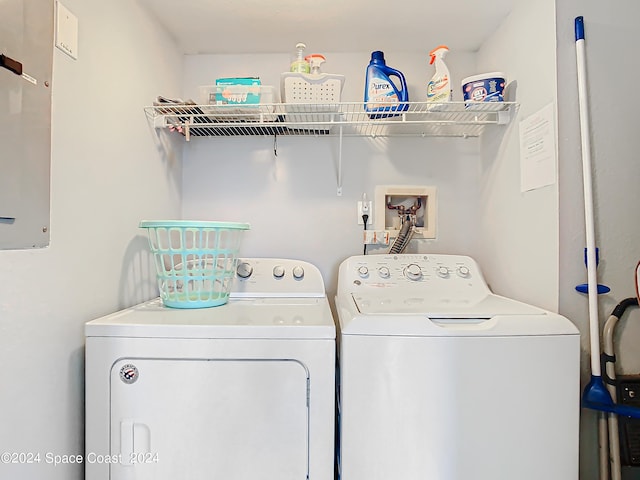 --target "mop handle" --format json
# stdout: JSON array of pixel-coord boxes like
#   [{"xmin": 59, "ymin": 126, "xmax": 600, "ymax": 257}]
[{"xmin": 575, "ymin": 16, "xmax": 601, "ymax": 376}]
